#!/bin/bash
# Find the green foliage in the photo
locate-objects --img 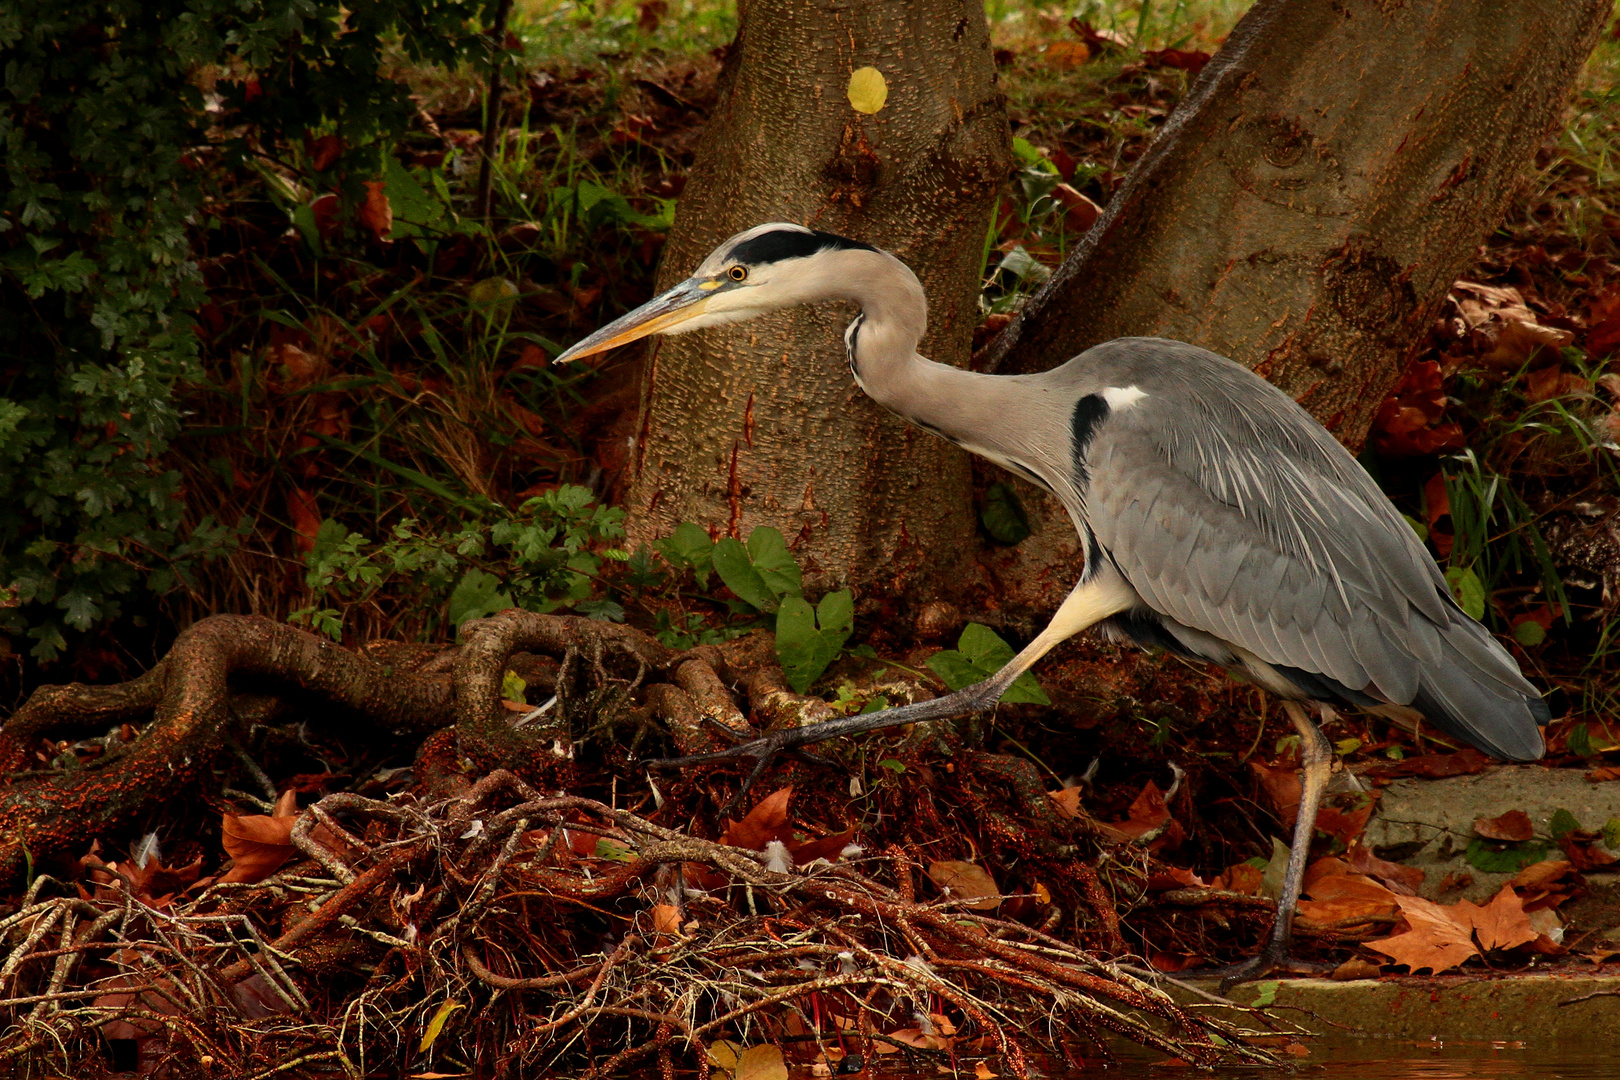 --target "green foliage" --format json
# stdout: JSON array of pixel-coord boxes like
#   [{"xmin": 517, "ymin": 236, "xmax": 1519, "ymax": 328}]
[
  {"xmin": 927, "ymin": 623, "xmax": 1050, "ymax": 706},
  {"xmin": 1464, "ymin": 837, "xmax": 1552, "ymax": 874},
  {"xmin": 1549, "ymin": 808, "xmax": 1581, "ymax": 841},
  {"xmin": 775, "ymin": 591, "xmax": 855, "ymax": 694},
  {"xmin": 710, "ymin": 528, "xmax": 802, "ymax": 614},
  {"xmin": 0, "ymin": 0, "xmax": 493, "ymax": 659},
  {"xmin": 981, "ymin": 483, "xmax": 1032, "ymax": 545},
  {"xmin": 290, "ymin": 485, "xmax": 625, "ymax": 641}
]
